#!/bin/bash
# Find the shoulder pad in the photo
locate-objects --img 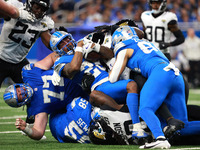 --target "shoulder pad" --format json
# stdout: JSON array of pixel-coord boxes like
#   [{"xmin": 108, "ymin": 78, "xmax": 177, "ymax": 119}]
[{"xmin": 41, "ymin": 16, "xmax": 55, "ymax": 30}]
